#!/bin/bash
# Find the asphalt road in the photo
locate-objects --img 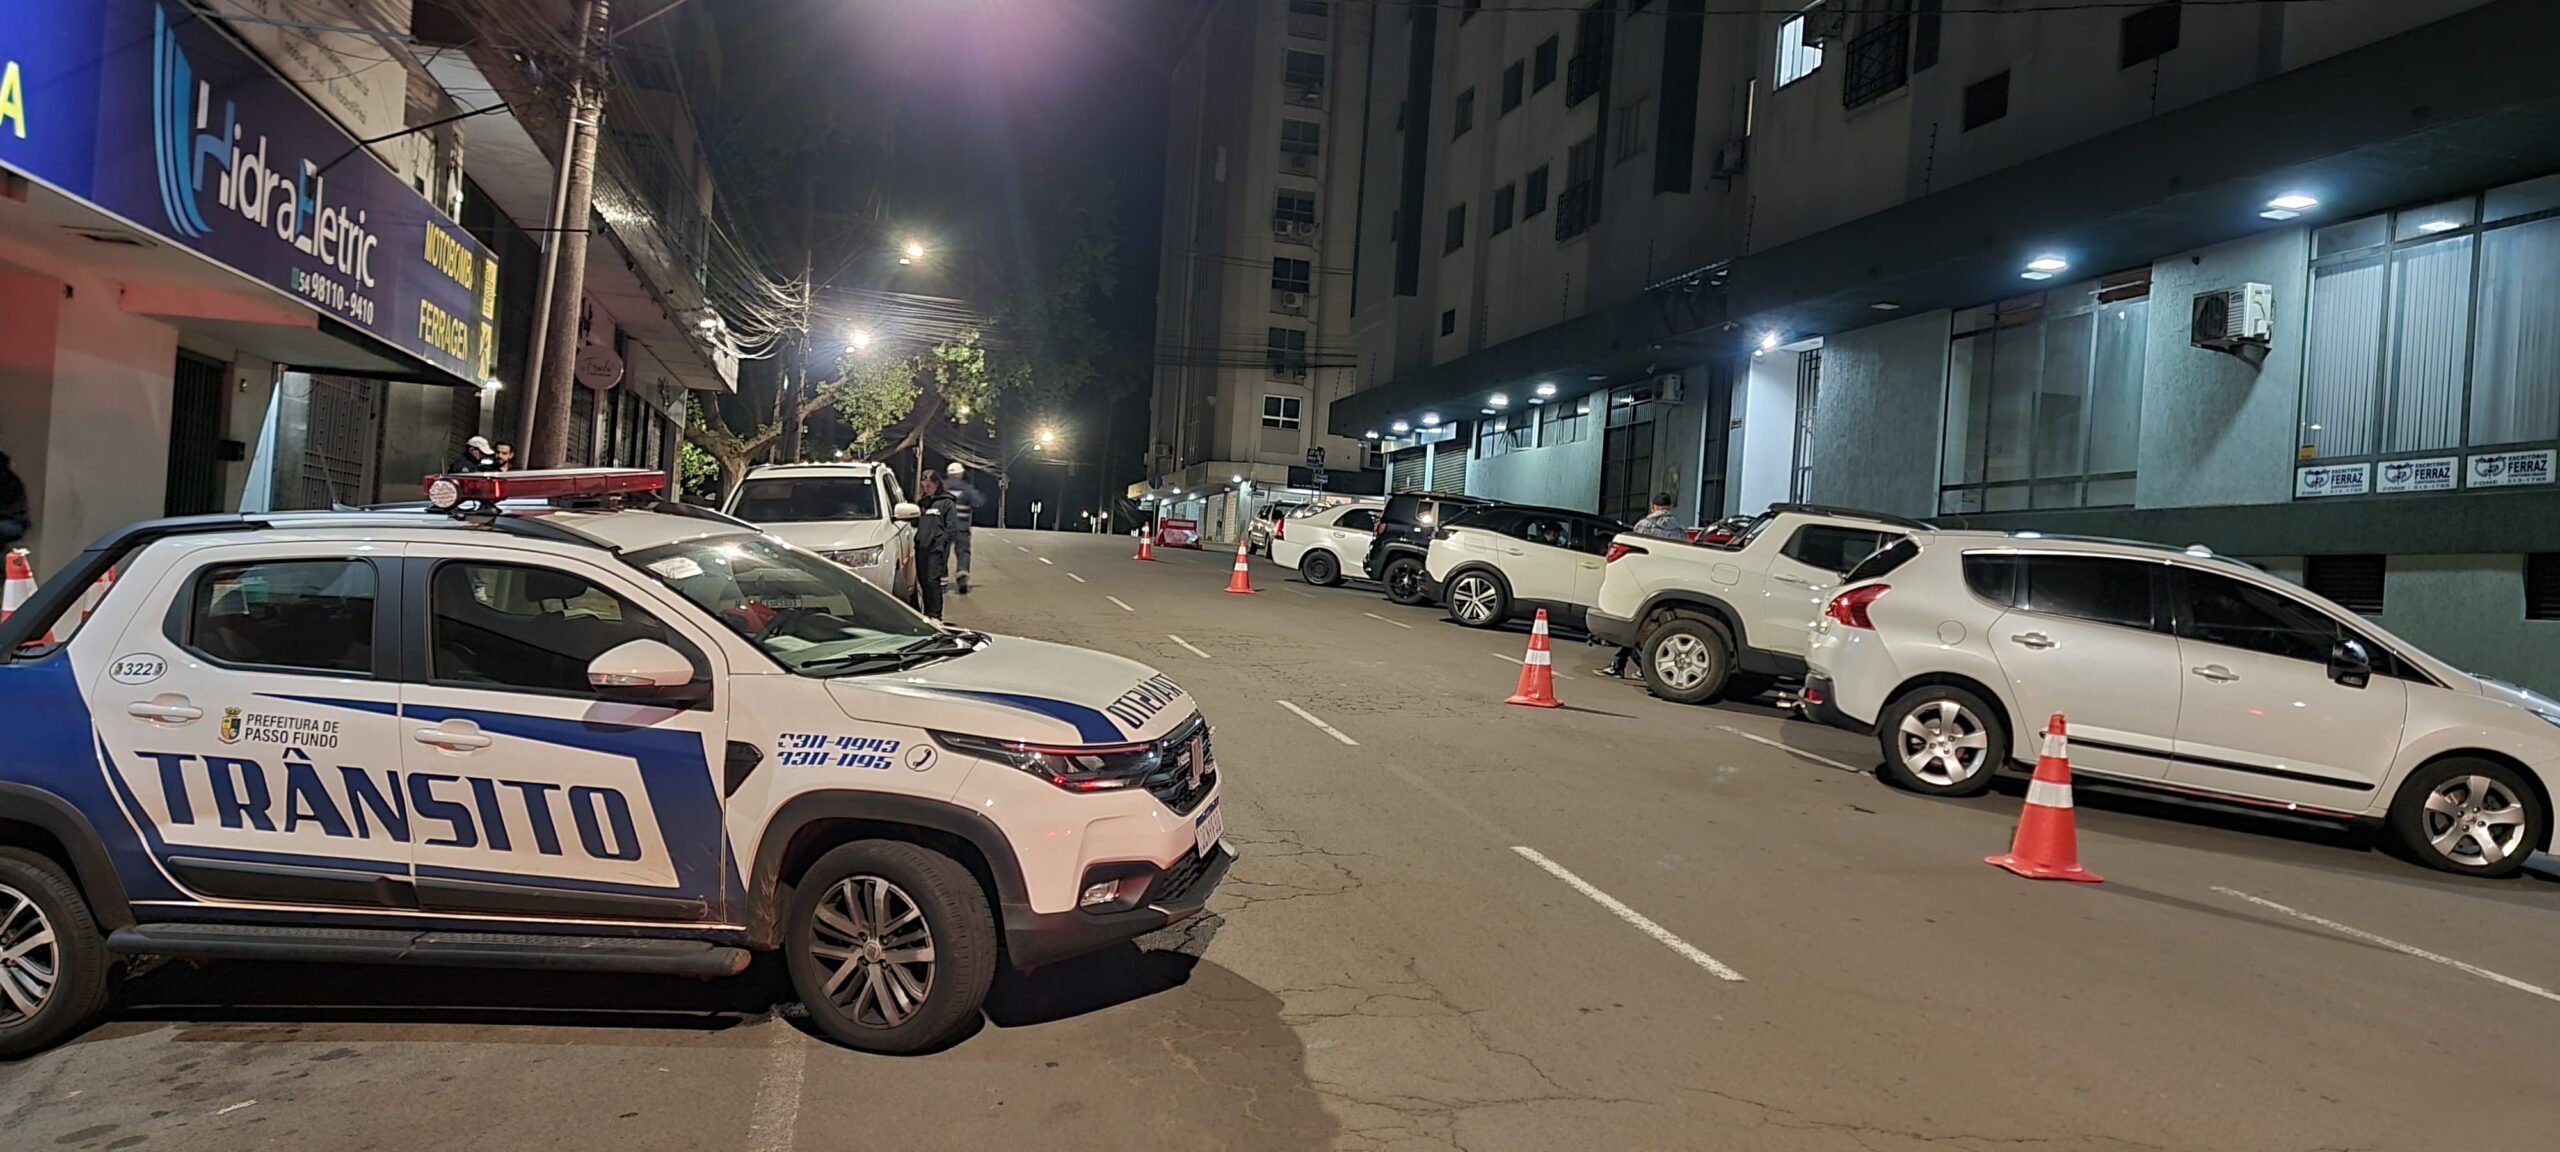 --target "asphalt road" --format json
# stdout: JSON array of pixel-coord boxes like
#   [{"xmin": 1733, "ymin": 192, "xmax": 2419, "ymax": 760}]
[{"xmin": 7, "ymin": 527, "xmax": 2560, "ymax": 1151}]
